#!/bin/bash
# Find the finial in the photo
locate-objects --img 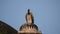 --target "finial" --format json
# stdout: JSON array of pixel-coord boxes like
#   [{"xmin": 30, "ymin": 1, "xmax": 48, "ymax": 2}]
[
  {"xmin": 27, "ymin": 9, "xmax": 30, "ymax": 14},
  {"xmin": 25, "ymin": 9, "xmax": 34, "ymax": 25}
]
